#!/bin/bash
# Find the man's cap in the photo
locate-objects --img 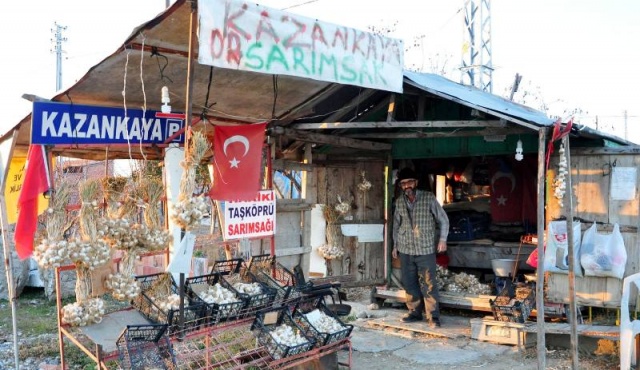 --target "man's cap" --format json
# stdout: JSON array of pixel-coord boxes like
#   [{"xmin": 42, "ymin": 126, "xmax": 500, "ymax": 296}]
[{"xmin": 397, "ymin": 168, "xmax": 417, "ymax": 181}]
